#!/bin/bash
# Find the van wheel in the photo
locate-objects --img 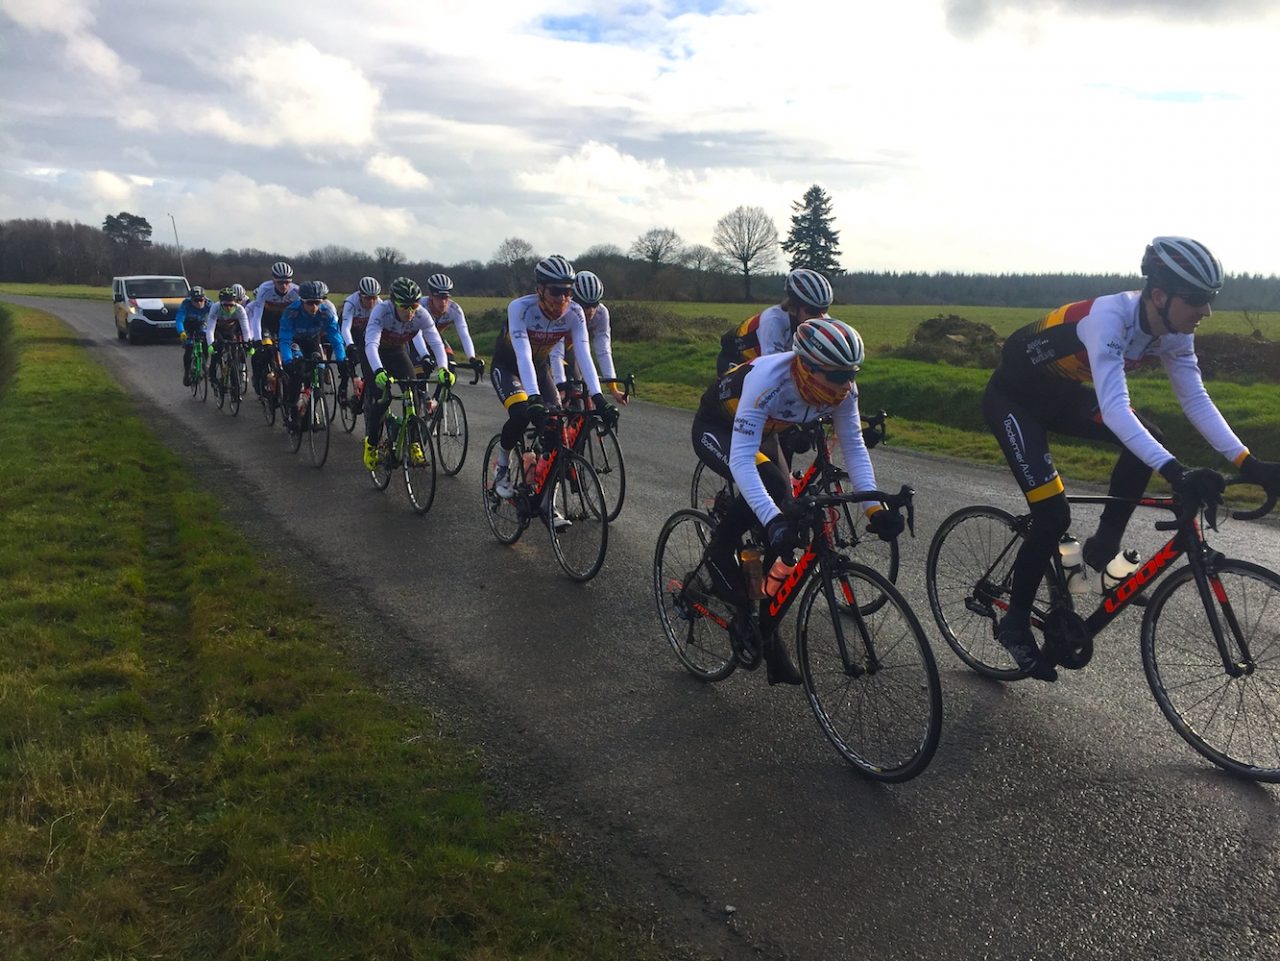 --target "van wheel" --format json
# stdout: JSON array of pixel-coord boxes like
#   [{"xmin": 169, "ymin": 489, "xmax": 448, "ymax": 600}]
[{"xmin": 127, "ymin": 324, "xmax": 142, "ymax": 345}]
